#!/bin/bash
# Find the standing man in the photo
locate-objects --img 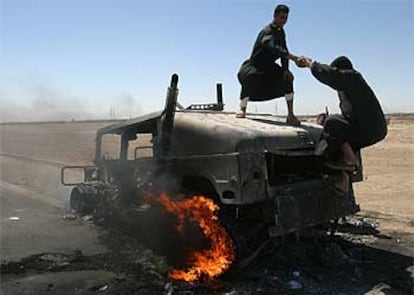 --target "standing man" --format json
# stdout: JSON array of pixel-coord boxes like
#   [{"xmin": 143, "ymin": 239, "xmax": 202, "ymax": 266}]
[
  {"xmin": 237, "ymin": 4, "xmax": 304, "ymax": 125},
  {"xmin": 299, "ymin": 56, "xmax": 387, "ymax": 193}
]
